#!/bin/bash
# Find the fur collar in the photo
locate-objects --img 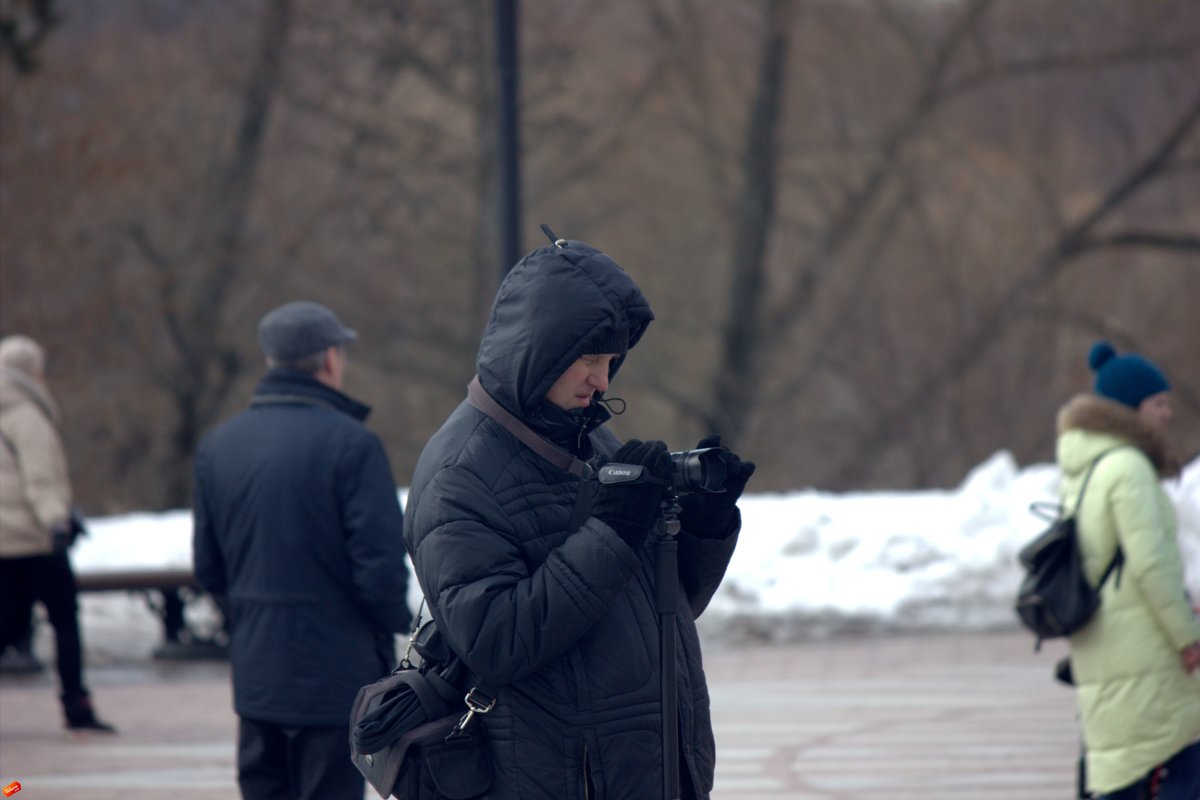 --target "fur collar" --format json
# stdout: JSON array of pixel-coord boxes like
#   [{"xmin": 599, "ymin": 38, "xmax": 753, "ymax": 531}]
[{"xmin": 1056, "ymin": 393, "xmax": 1180, "ymax": 478}]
